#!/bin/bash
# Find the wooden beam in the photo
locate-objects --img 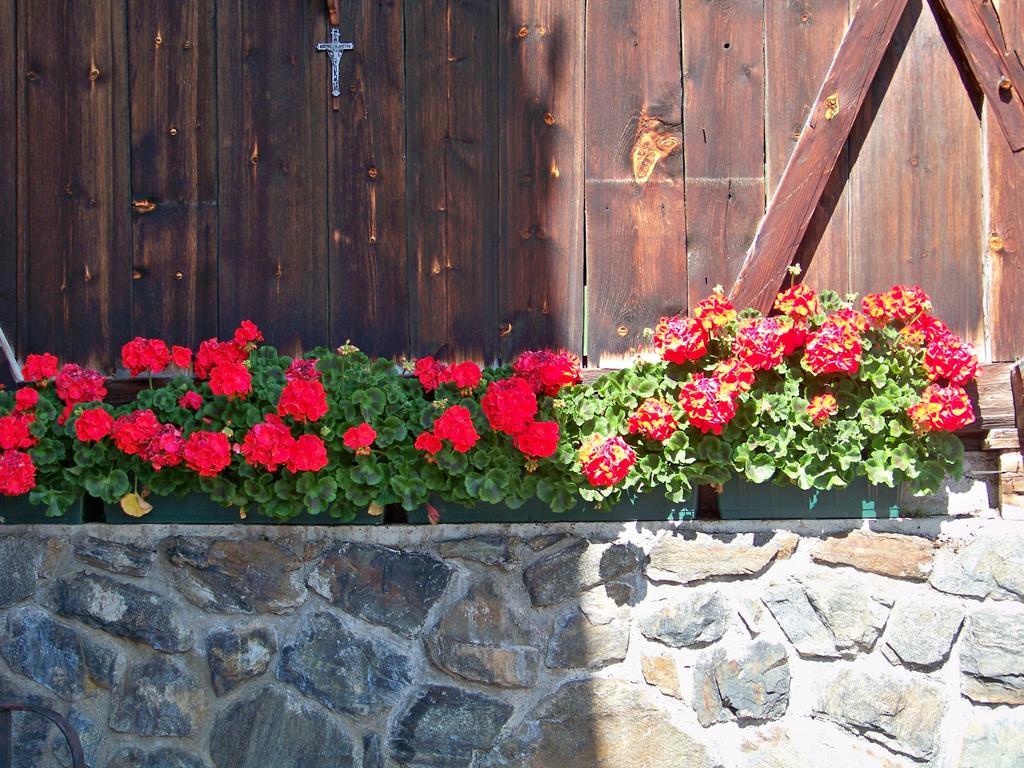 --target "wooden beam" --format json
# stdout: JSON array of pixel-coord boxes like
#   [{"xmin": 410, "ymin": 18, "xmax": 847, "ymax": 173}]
[
  {"xmin": 933, "ymin": 0, "xmax": 1024, "ymax": 151},
  {"xmin": 729, "ymin": 0, "xmax": 910, "ymax": 313},
  {"xmin": 1012, "ymin": 360, "xmax": 1024, "ymax": 447}
]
